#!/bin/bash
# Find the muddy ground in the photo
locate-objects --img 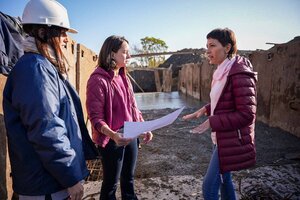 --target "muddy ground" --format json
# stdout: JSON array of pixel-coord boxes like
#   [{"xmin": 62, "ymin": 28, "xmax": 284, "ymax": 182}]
[{"xmin": 83, "ymin": 106, "xmax": 300, "ymax": 199}]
